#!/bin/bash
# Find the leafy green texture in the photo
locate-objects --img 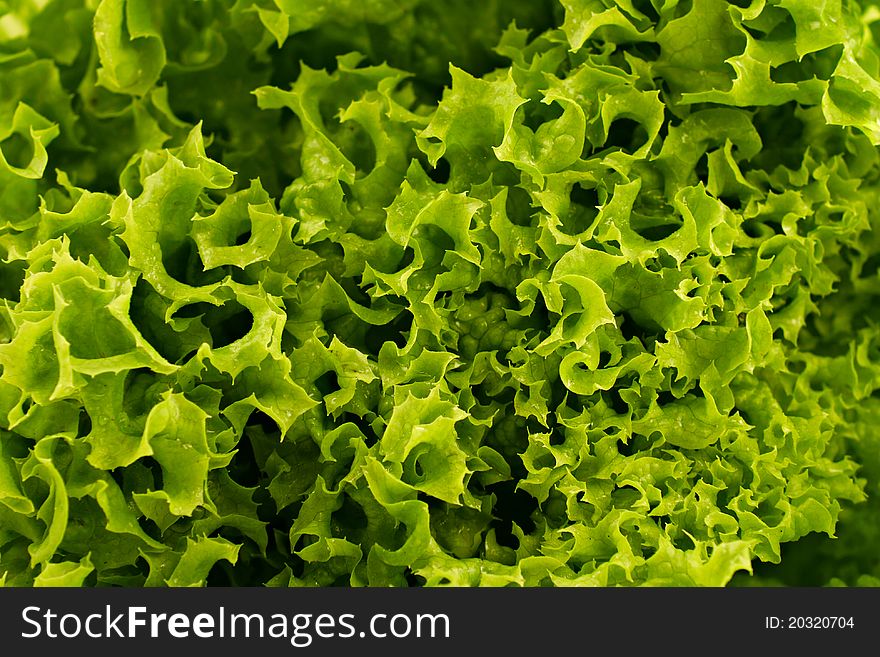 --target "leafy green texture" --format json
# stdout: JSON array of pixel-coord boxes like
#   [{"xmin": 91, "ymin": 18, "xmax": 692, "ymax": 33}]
[{"xmin": 0, "ymin": 0, "xmax": 878, "ymax": 587}]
